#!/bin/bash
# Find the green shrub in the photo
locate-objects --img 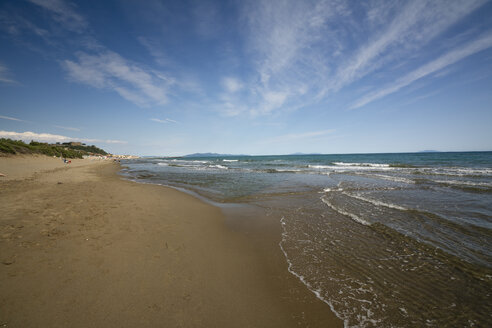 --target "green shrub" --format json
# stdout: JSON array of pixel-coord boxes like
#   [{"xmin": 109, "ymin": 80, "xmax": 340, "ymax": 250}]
[
  {"xmin": 0, "ymin": 142, "xmax": 16, "ymax": 154},
  {"xmin": 0, "ymin": 138, "xmax": 107, "ymax": 158}
]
